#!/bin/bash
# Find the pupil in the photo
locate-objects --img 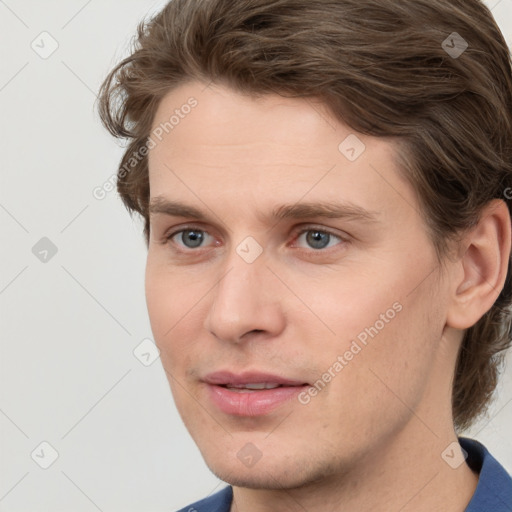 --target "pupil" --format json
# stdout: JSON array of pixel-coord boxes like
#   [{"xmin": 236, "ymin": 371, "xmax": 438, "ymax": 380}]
[
  {"xmin": 306, "ymin": 231, "xmax": 330, "ymax": 249},
  {"xmin": 182, "ymin": 230, "xmax": 204, "ymax": 248}
]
